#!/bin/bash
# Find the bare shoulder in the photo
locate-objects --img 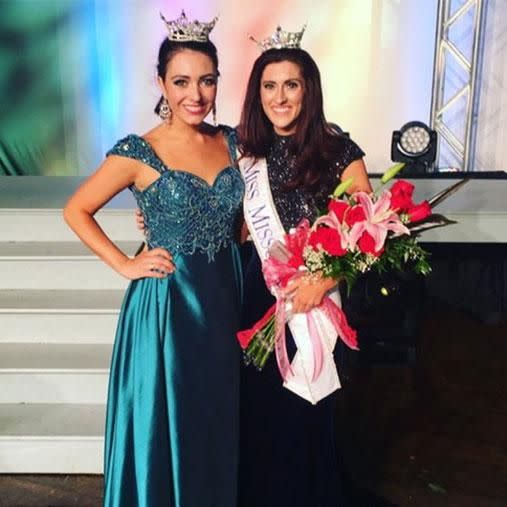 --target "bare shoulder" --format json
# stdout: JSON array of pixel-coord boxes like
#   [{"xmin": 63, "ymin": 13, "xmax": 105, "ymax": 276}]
[{"xmin": 140, "ymin": 124, "xmax": 166, "ymax": 144}]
